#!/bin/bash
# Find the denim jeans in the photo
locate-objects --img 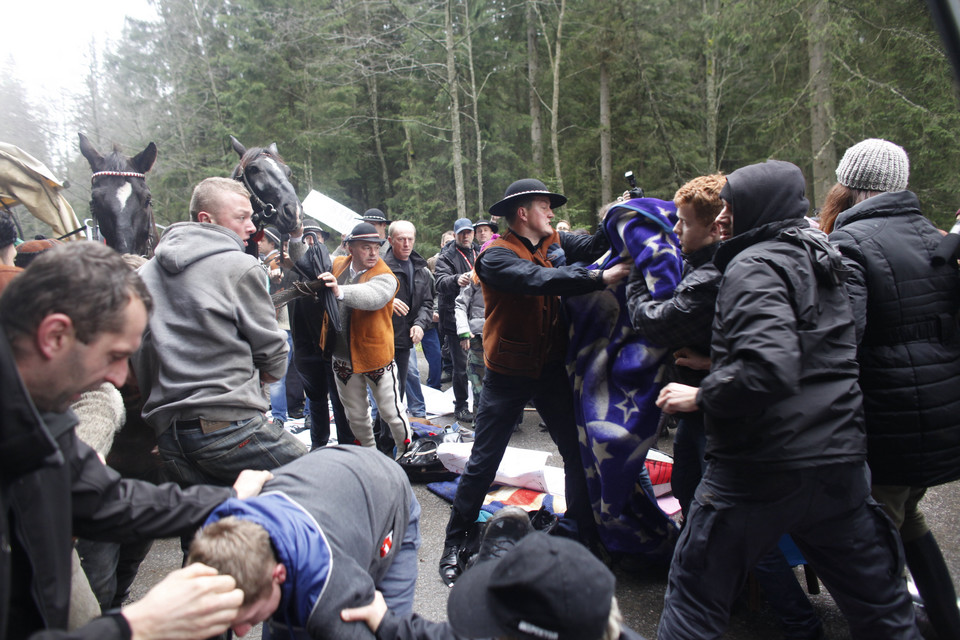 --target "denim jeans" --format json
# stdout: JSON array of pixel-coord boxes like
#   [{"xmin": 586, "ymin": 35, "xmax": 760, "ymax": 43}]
[
  {"xmin": 157, "ymin": 414, "xmax": 307, "ymax": 486},
  {"xmin": 269, "ymin": 331, "xmax": 294, "ymax": 422},
  {"xmin": 421, "ymin": 325, "xmax": 443, "ymax": 389},
  {"xmin": 444, "ymin": 366, "xmax": 595, "ymax": 545},
  {"xmin": 405, "ymin": 349, "xmax": 426, "ymax": 417}
]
